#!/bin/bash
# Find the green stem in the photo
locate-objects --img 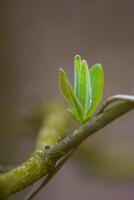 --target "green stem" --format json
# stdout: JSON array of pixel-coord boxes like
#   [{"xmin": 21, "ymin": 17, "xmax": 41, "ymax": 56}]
[
  {"xmin": 25, "ymin": 150, "xmax": 73, "ymax": 200},
  {"xmin": 0, "ymin": 101, "xmax": 133, "ymax": 199},
  {"xmin": 97, "ymin": 95, "xmax": 134, "ymax": 114},
  {"xmin": 0, "ymin": 103, "xmax": 68, "ymax": 199},
  {"xmin": 47, "ymin": 102, "xmax": 134, "ymax": 161}
]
